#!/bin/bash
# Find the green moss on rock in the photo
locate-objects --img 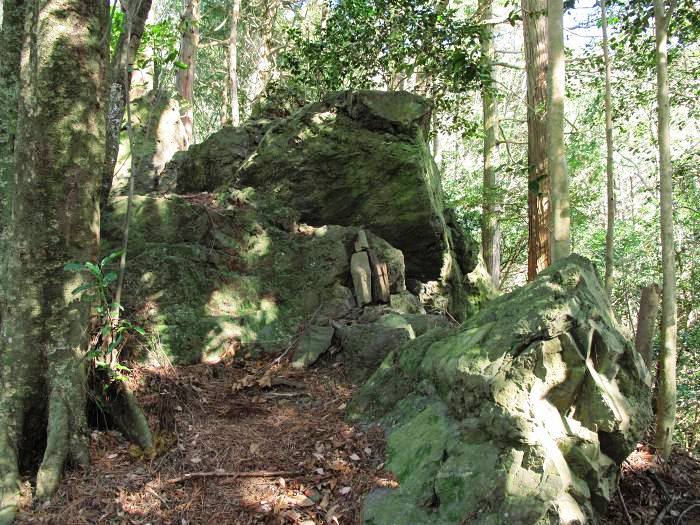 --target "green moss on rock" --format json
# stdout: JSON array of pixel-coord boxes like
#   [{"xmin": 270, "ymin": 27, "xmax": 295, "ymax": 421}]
[{"xmin": 352, "ymin": 255, "xmax": 652, "ymax": 524}]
